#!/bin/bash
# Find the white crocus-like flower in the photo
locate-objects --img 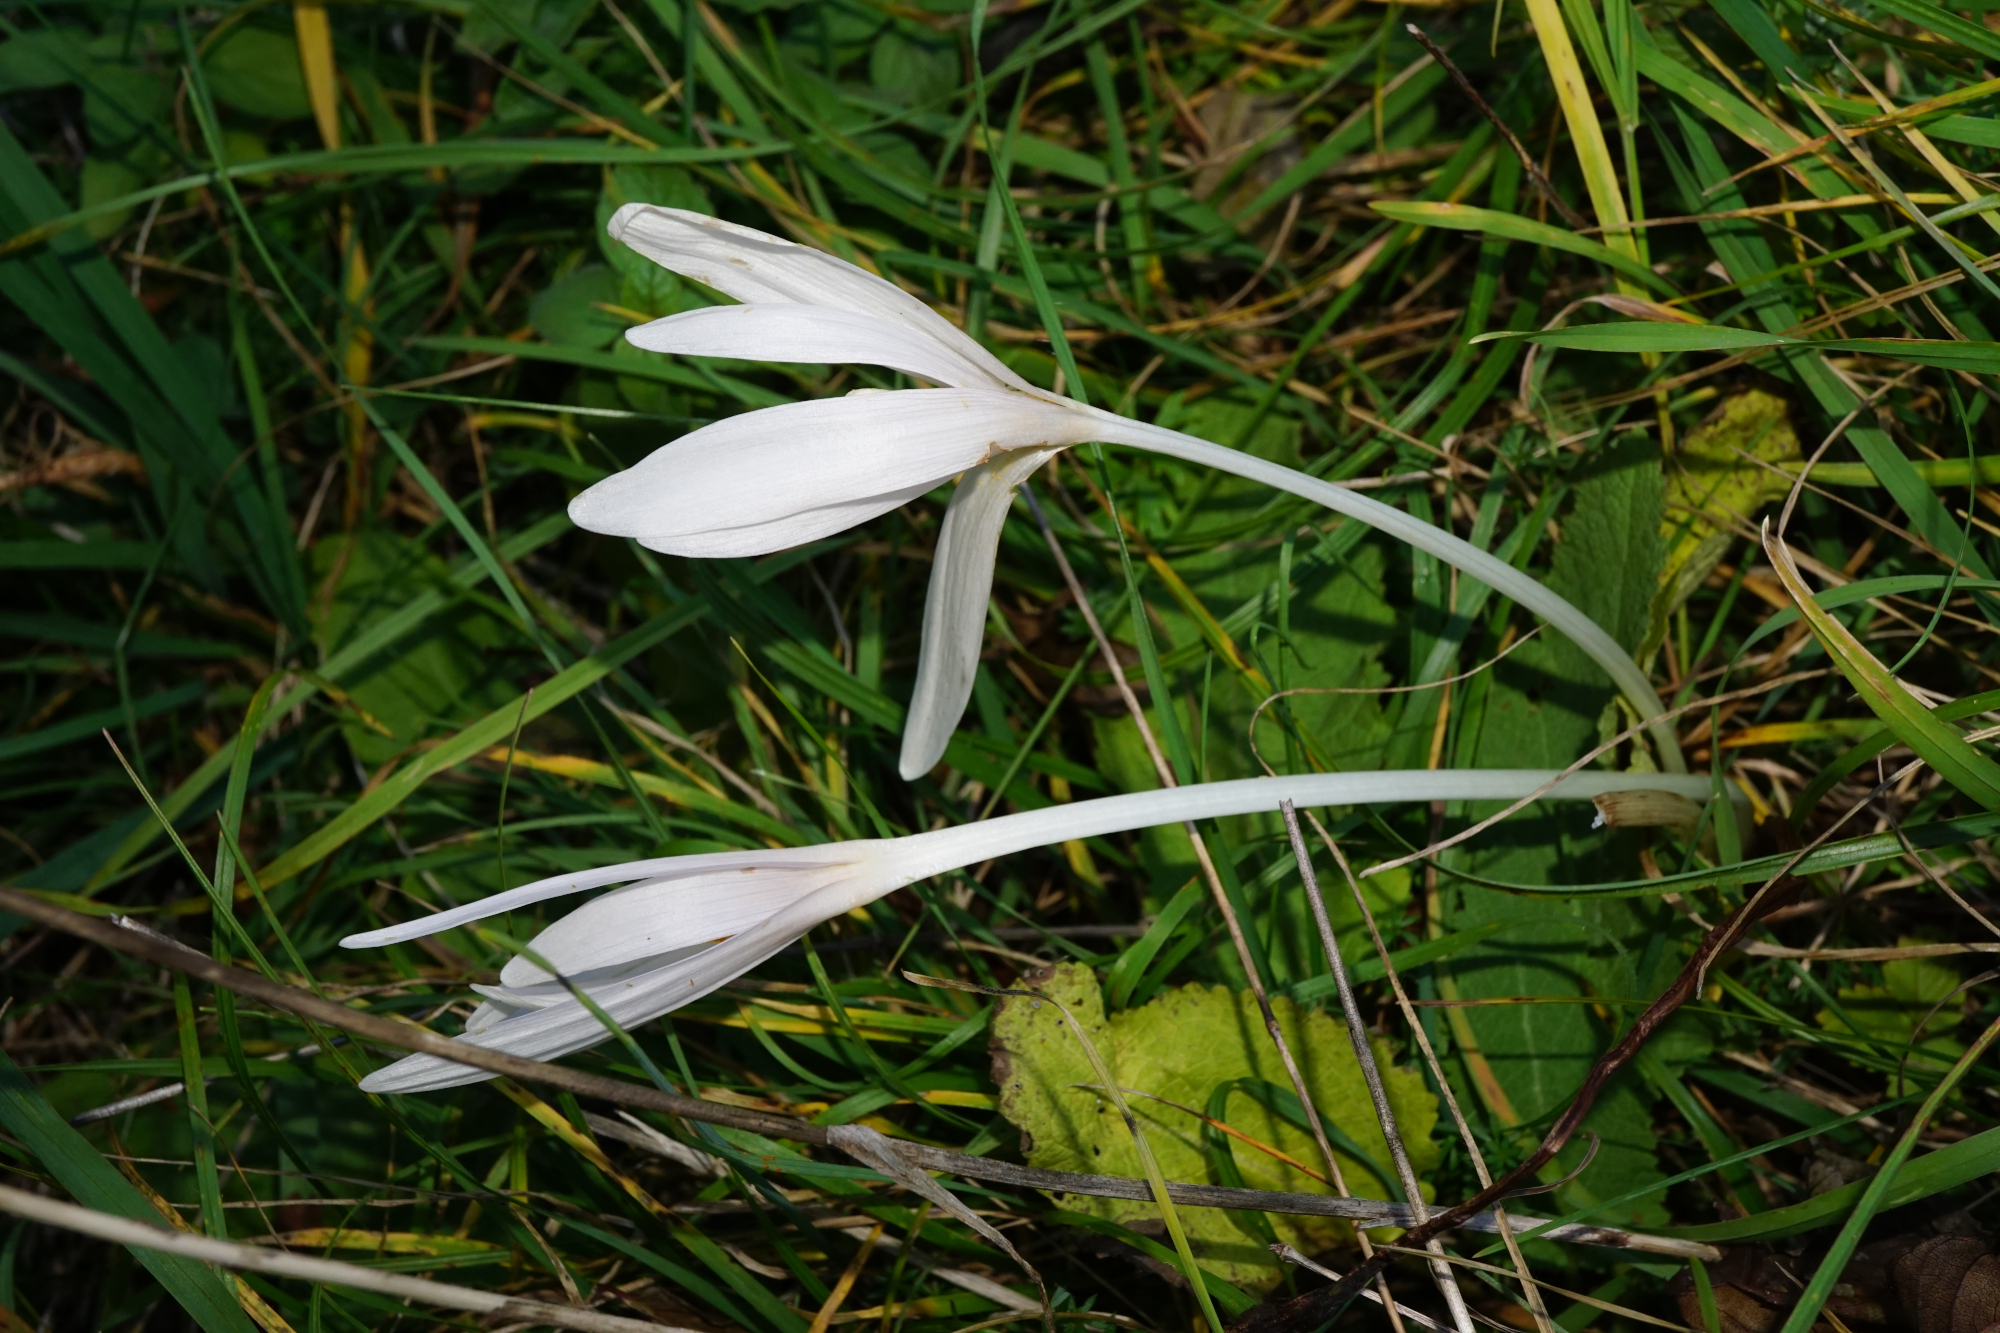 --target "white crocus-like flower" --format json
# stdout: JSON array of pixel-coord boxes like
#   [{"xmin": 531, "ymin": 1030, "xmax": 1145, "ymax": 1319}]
[
  {"xmin": 572, "ymin": 206, "xmax": 1683, "ymax": 780},
  {"xmin": 345, "ymin": 767, "xmax": 1713, "ymax": 1093}
]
